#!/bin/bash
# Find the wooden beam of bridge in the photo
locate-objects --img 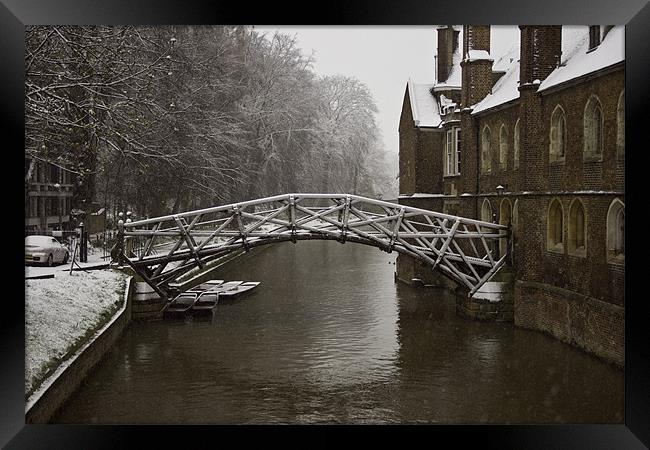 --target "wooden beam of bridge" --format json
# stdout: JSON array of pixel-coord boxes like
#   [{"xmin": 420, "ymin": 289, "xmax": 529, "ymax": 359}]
[{"xmin": 115, "ymin": 193, "xmax": 509, "ymax": 299}]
